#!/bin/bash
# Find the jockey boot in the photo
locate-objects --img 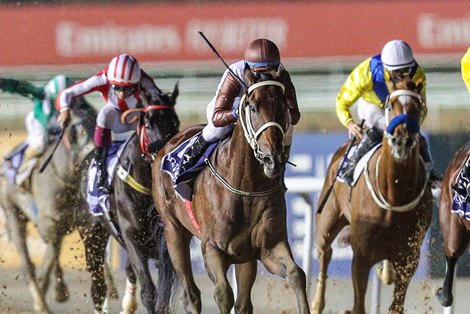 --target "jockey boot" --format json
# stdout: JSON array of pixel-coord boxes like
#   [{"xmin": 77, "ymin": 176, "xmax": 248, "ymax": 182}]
[
  {"xmin": 342, "ymin": 126, "xmax": 382, "ymax": 186},
  {"xmin": 179, "ymin": 134, "xmax": 210, "ymax": 173},
  {"xmin": 95, "ymin": 146, "xmax": 111, "ymax": 194},
  {"xmin": 419, "ymin": 135, "xmax": 442, "ymax": 197}
]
